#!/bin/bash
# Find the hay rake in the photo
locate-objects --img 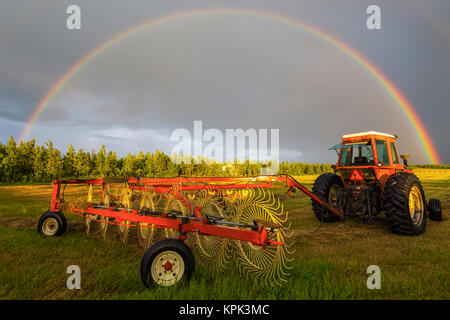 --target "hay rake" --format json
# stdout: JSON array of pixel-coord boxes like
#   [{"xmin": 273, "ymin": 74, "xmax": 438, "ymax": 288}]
[{"xmin": 37, "ymin": 175, "xmax": 337, "ymax": 287}]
